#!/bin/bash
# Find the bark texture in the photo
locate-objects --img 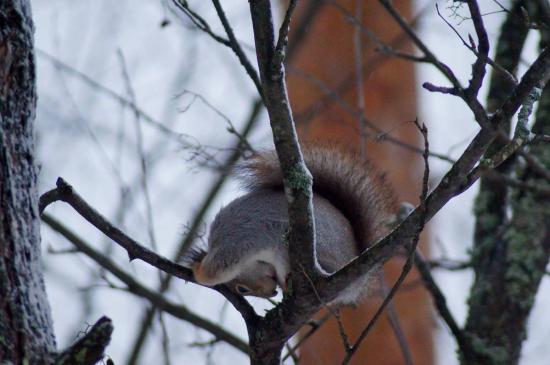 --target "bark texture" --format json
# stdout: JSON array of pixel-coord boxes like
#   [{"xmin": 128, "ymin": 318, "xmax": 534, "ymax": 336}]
[
  {"xmin": 463, "ymin": 2, "xmax": 550, "ymax": 364},
  {"xmin": 0, "ymin": 1, "xmax": 56, "ymax": 363}
]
